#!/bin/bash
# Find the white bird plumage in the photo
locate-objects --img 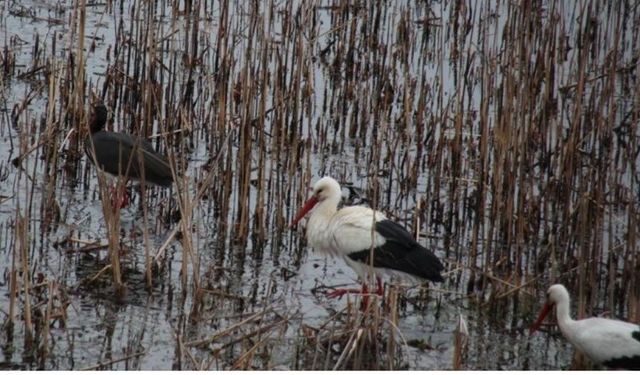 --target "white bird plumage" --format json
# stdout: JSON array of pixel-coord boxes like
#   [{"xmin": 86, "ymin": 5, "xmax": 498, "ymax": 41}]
[
  {"xmin": 530, "ymin": 284, "xmax": 640, "ymax": 369},
  {"xmin": 291, "ymin": 176, "xmax": 444, "ymax": 288}
]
